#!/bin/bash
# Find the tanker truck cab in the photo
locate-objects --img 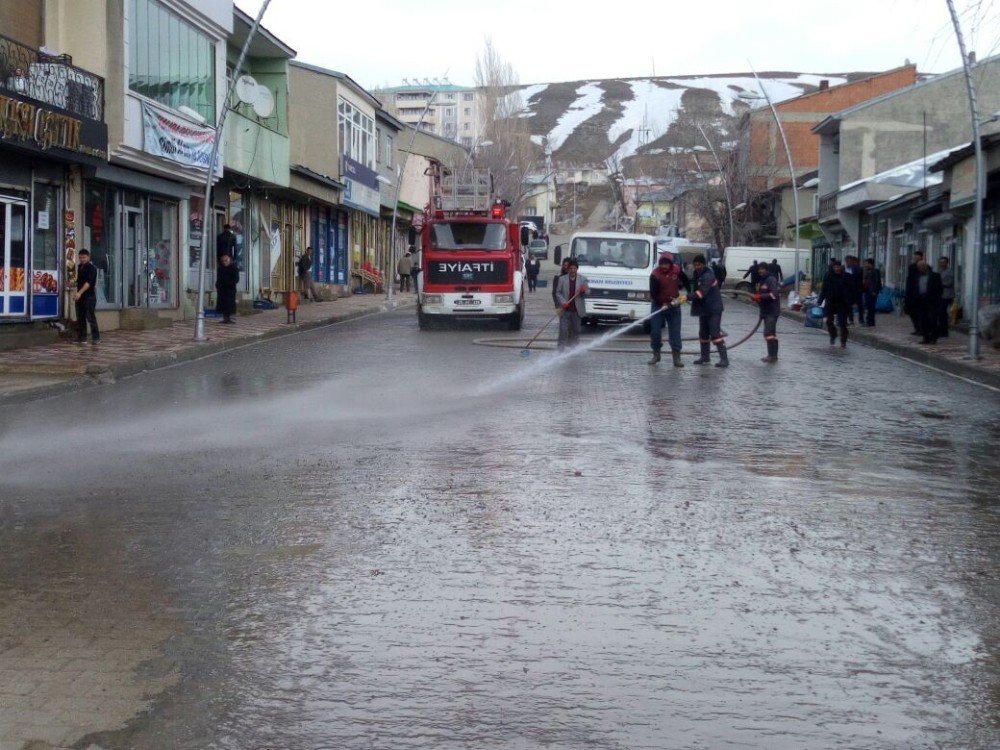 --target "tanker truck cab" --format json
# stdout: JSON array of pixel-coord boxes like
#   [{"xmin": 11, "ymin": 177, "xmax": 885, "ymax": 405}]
[{"xmin": 555, "ymin": 232, "xmax": 655, "ymax": 325}]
